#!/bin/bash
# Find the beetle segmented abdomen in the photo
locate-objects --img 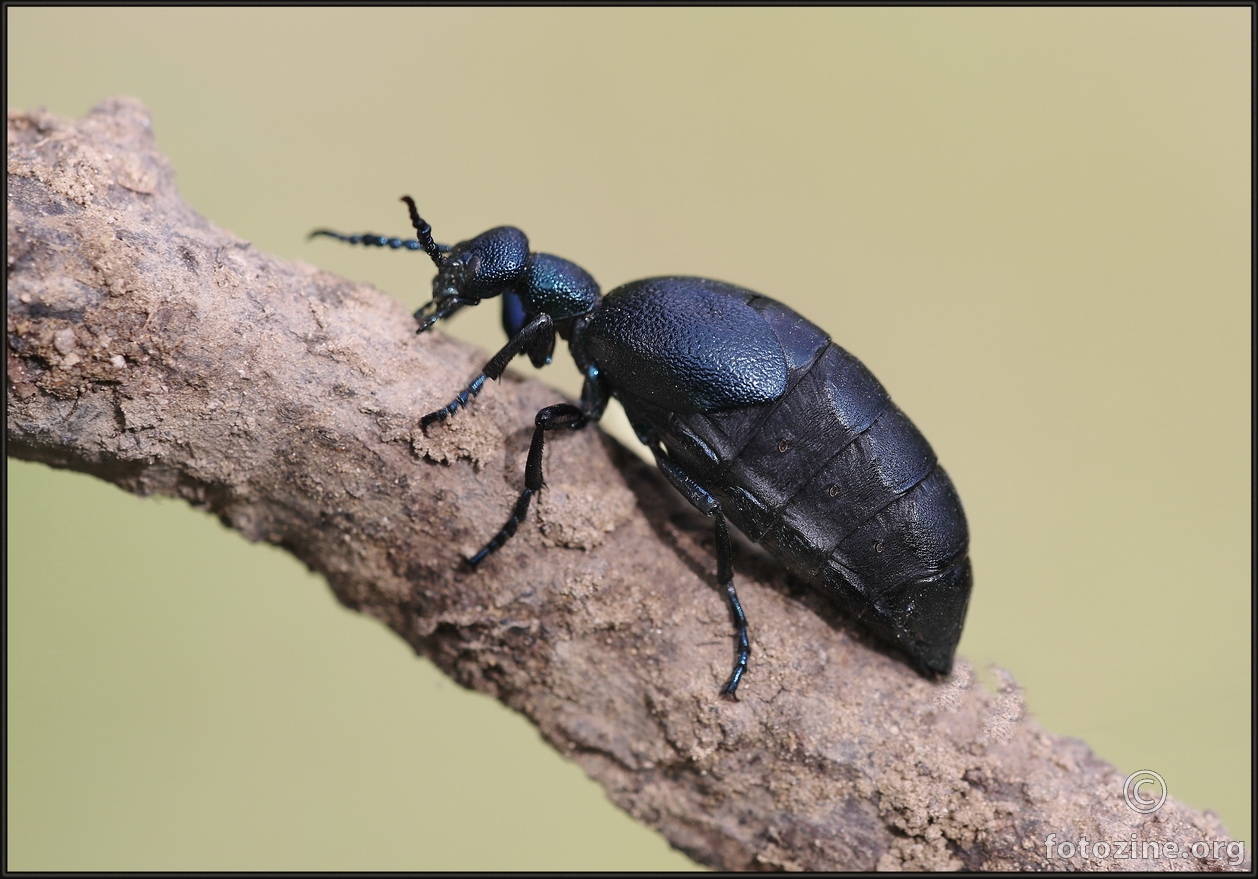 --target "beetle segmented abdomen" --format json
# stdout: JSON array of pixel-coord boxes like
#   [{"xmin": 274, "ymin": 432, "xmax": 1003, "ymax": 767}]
[
  {"xmin": 754, "ymin": 403, "xmax": 936, "ymax": 571},
  {"xmin": 720, "ymin": 343, "xmax": 898, "ymax": 530},
  {"xmin": 831, "ymin": 464, "xmax": 967, "ymax": 588},
  {"xmin": 649, "ymin": 330, "xmax": 971, "ymax": 676},
  {"xmin": 665, "ymin": 342, "xmax": 886, "ymax": 485},
  {"xmin": 818, "ymin": 552, "xmax": 971, "ymax": 676}
]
